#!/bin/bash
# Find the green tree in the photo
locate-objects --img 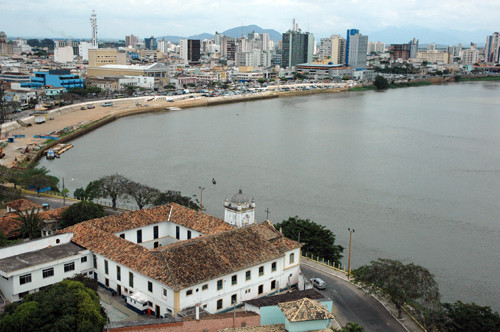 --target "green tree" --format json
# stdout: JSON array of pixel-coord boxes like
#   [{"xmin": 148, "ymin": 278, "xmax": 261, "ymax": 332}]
[
  {"xmin": 0, "ymin": 280, "xmax": 107, "ymax": 332},
  {"xmin": 334, "ymin": 322, "xmax": 365, "ymax": 332},
  {"xmin": 73, "ymin": 187, "xmax": 88, "ymax": 200},
  {"xmin": 124, "ymin": 180, "xmax": 160, "ymax": 209},
  {"xmin": 153, "ymin": 190, "xmax": 200, "ymax": 210},
  {"xmin": 60, "ymin": 201, "xmax": 105, "ymax": 228},
  {"xmin": 440, "ymin": 301, "xmax": 500, "ymax": 332},
  {"xmin": 373, "ymin": 75, "xmax": 389, "ymax": 90},
  {"xmin": 274, "ymin": 217, "xmax": 343, "ymax": 265},
  {"xmin": 14, "ymin": 208, "xmax": 42, "ymax": 239},
  {"xmin": 352, "ymin": 259, "xmax": 440, "ymax": 319},
  {"xmin": 88, "ymin": 174, "xmax": 129, "ymax": 210}
]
